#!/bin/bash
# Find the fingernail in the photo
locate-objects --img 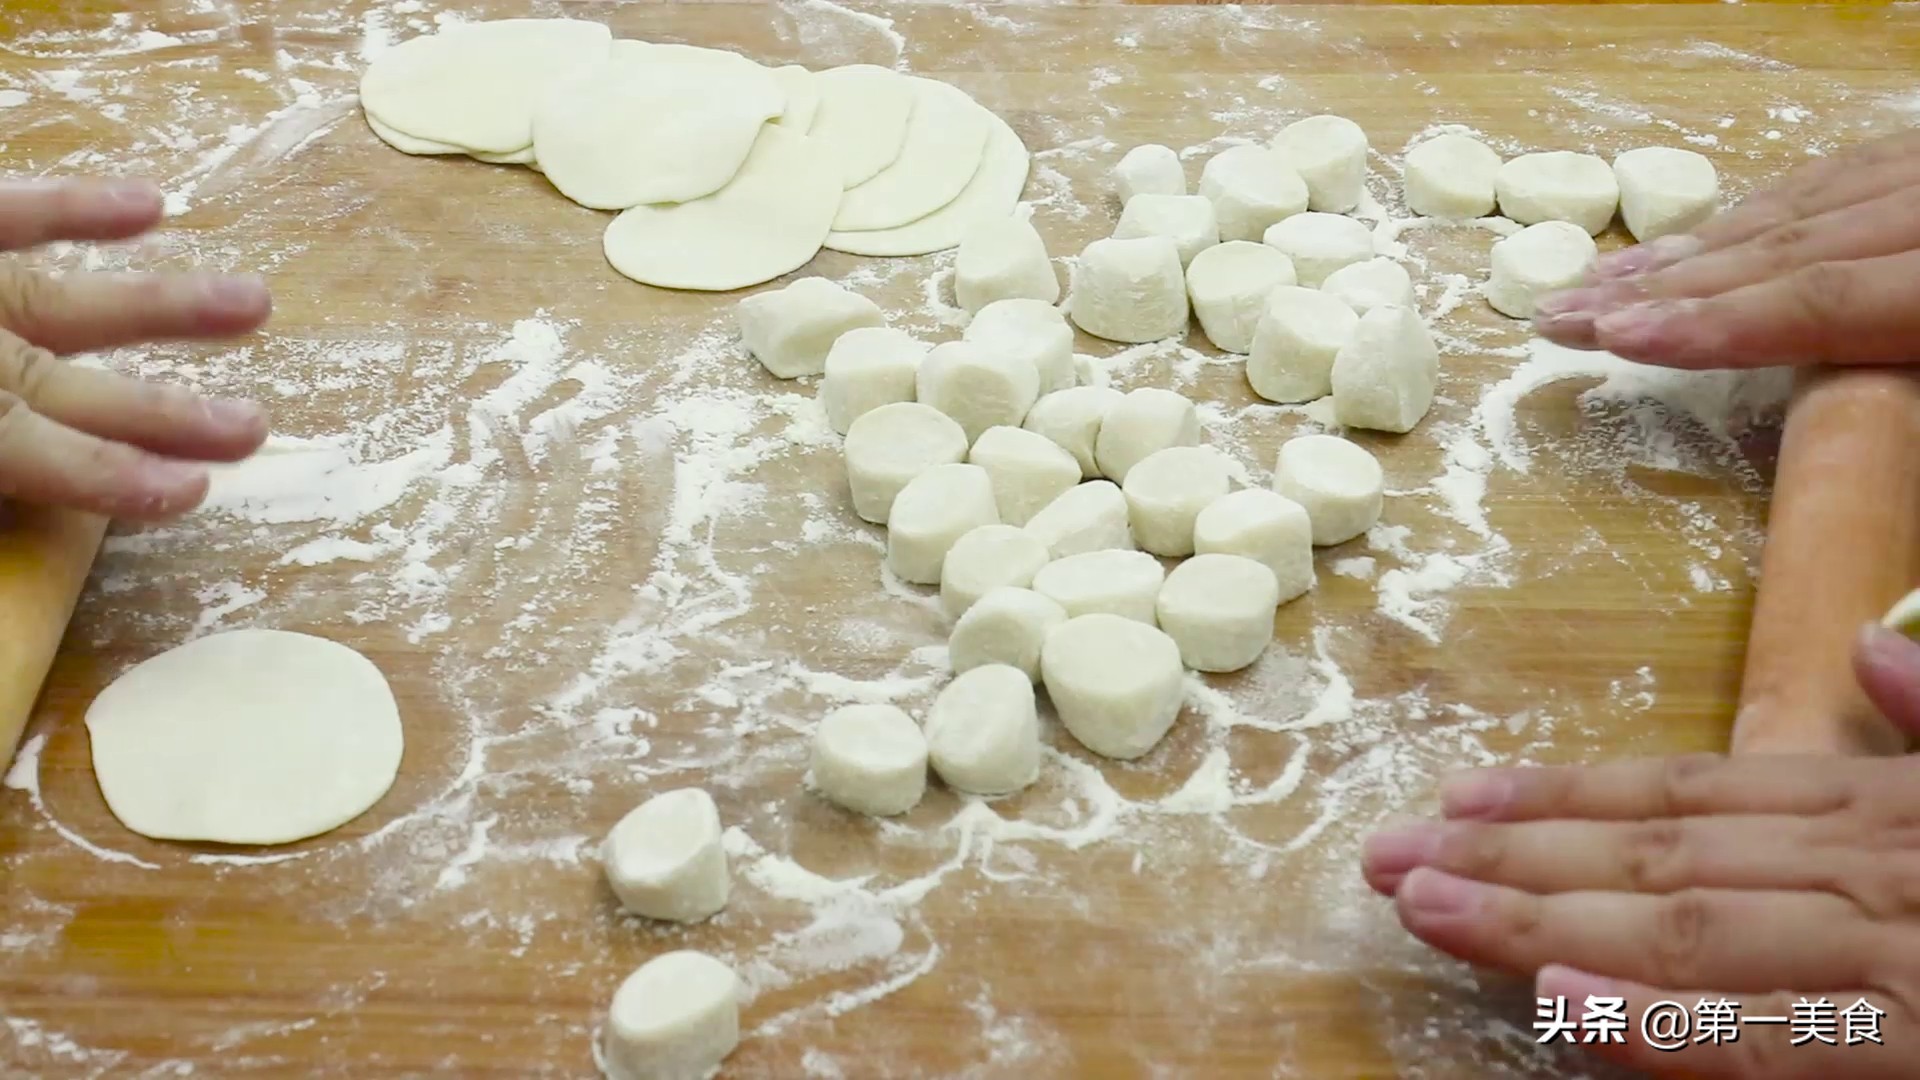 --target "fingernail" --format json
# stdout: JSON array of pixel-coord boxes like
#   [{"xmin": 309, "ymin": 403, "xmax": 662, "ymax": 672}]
[
  {"xmin": 1363, "ymin": 824, "xmax": 1445, "ymax": 877},
  {"xmin": 1593, "ymin": 300, "xmax": 1686, "ymax": 354},
  {"xmin": 204, "ymin": 397, "xmax": 264, "ymax": 430},
  {"xmin": 105, "ymin": 178, "xmax": 161, "ymax": 209},
  {"xmin": 1593, "ymin": 234, "xmax": 1701, "ymax": 279},
  {"xmin": 1533, "ymin": 287, "xmax": 1600, "ymax": 320},
  {"xmin": 1400, "ymin": 869, "xmax": 1486, "ymax": 917},
  {"xmin": 199, "ymin": 273, "xmax": 270, "ymax": 312},
  {"xmin": 1536, "ymin": 964, "xmax": 1617, "ymax": 1003},
  {"xmin": 1440, "ymin": 771, "xmax": 1510, "ymax": 819}
]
